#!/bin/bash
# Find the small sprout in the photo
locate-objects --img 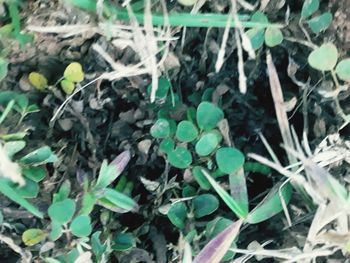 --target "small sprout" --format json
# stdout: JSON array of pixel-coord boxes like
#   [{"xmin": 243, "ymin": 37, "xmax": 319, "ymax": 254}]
[
  {"xmin": 60, "ymin": 79, "xmax": 75, "ymax": 95},
  {"xmin": 335, "ymin": 58, "xmax": 350, "ymax": 82},
  {"xmin": 69, "ymin": 215, "xmax": 92, "ymax": 237},
  {"xmin": 28, "ymin": 72, "xmax": 48, "ymax": 91},
  {"xmin": 308, "ymin": 43, "xmax": 338, "ymax": 71},
  {"xmin": 150, "ymin": 118, "xmax": 171, "ymax": 138},
  {"xmin": 167, "ymin": 202, "xmax": 187, "ymax": 229},
  {"xmin": 63, "ymin": 62, "xmax": 84, "ymax": 83},
  {"xmin": 168, "ymin": 146, "xmax": 192, "ymax": 169},
  {"xmin": 22, "ymin": 228, "xmax": 45, "ymax": 246},
  {"xmin": 175, "ymin": 120, "xmax": 198, "ymax": 142}
]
